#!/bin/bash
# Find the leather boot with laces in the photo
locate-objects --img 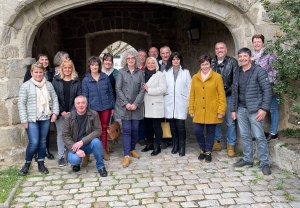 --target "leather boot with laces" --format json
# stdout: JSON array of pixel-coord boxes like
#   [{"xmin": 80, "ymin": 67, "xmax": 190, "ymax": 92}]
[
  {"xmin": 130, "ymin": 150, "xmax": 140, "ymax": 159},
  {"xmin": 19, "ymin": 163, "xmax": 31, "ymax": 176},
  {"xmin": 37, "ymin": 161, "xmax": 49, "ymax": 174},
  {"xmin": 123, "ymin": 156, "xmax": 131, "ymax": 168}
]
